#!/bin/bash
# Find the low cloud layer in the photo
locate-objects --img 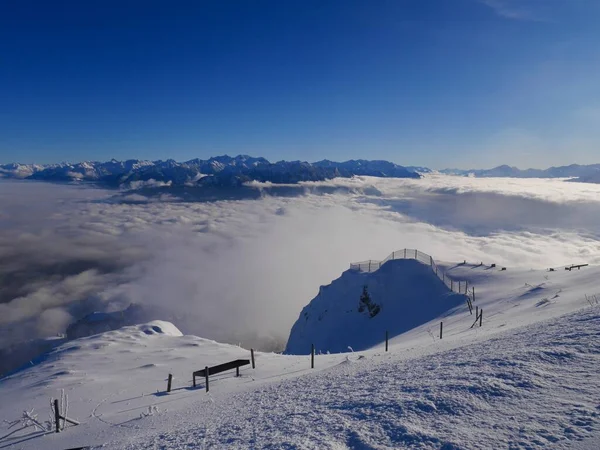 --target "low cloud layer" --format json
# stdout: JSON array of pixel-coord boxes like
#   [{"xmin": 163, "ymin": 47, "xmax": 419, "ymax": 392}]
[{"xmin": 1, "ymin": 175, "xmax": 600, "ymax": 362}]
